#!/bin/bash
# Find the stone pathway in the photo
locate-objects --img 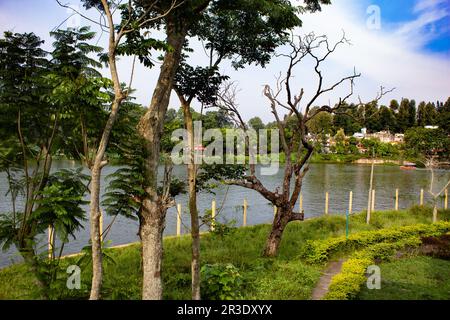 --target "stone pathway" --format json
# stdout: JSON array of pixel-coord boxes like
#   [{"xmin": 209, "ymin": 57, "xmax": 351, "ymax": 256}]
[{"xmin": 311, "ymin": 259, "xmax": 346, "ymax": 300}]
